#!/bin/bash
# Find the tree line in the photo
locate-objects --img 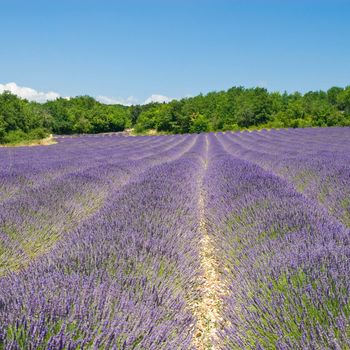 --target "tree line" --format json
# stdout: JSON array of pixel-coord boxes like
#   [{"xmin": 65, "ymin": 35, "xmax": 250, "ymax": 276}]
[
  {"xmin": 1, "ymin": 86, "xmax": 350, "ymax": 143},
  {"xmin": 133, "ymin": 86, "xmax": 350, "ymax": 133},
  {"xmin": 0, "ymin": 93, "xmax": 130, "ymax": 143}
]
